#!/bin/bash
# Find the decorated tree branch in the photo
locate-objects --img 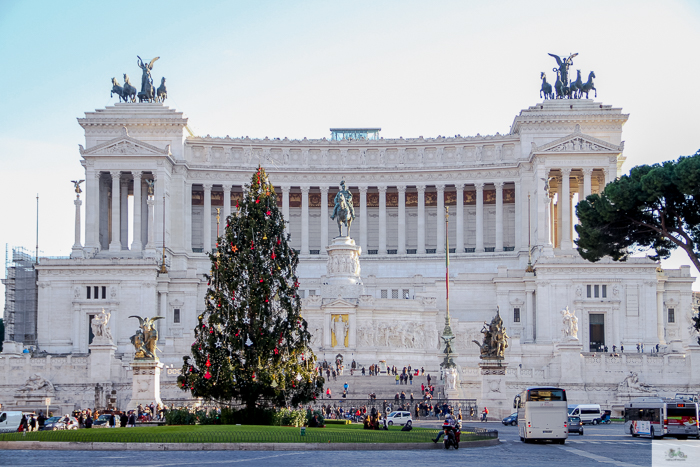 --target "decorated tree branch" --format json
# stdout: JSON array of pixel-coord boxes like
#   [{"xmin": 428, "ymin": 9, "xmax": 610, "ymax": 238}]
[{"xmin": 178, "ymin": 167, "xmax": 323, "ymax": 416}]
